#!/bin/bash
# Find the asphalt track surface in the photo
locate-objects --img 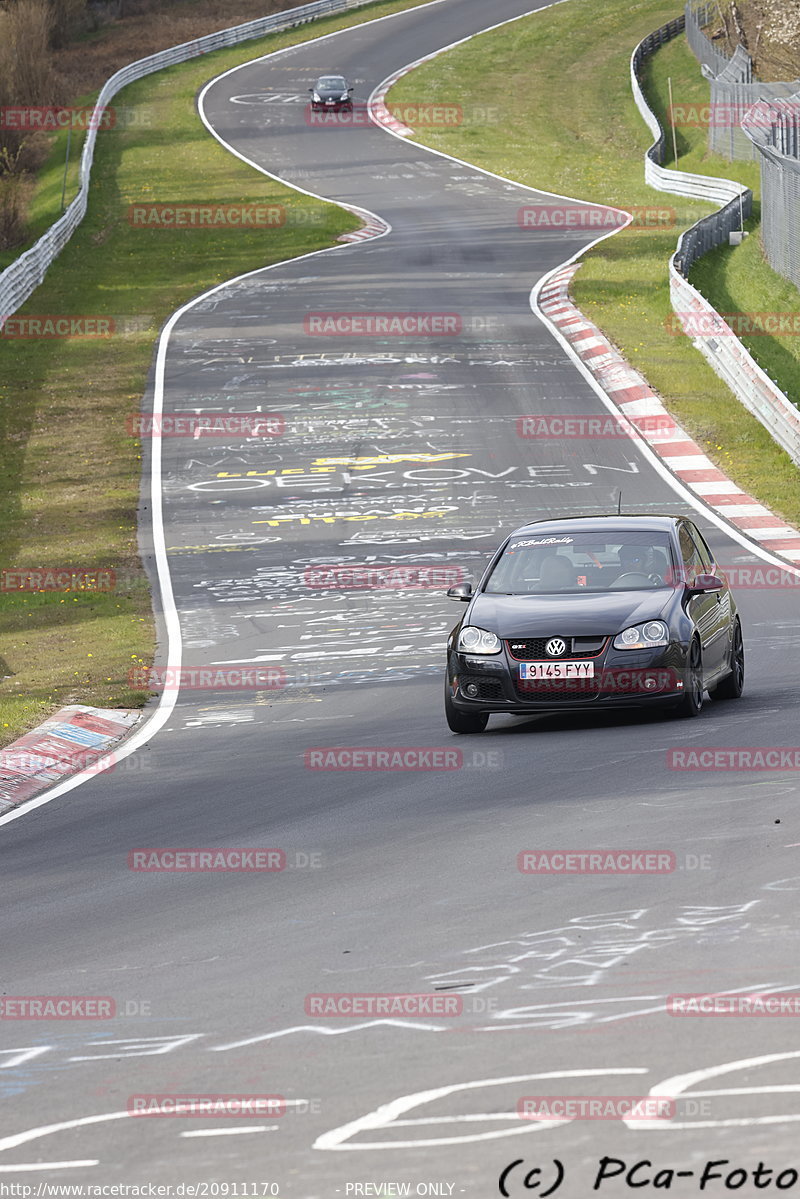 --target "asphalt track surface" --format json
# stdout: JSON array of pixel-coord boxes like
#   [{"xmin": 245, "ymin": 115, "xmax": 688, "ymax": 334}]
[{"xmin": 2, "ymin": 0, "xmax": 800, "ymax": 1193}]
